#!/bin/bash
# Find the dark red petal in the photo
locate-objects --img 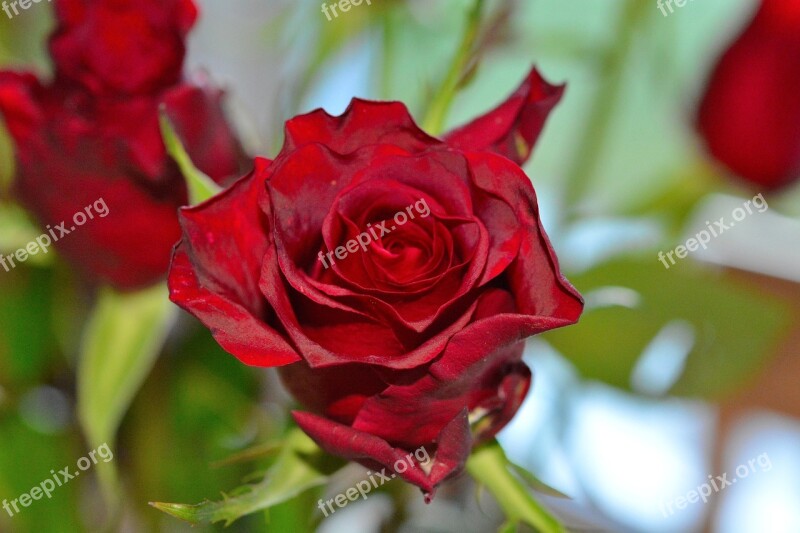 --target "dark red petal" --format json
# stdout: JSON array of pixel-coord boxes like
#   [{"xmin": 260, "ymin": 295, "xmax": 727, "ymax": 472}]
[
  {"xmin": 262, "ymin": 228, "xmax": 483, "ymax": 369},
  {"xmin": 293, "ymin": 409, "xmax": 471, "ymax": 498},
  {"xmin": 161, "ymin": 81, "xmax": 247, "ymax": 186},
  {"xmin": 268, "ymin": 143, "xmax": 409, "ymax": 264},
  {"xmin": 443, "ymin": 67, "xmax": 564, "ymax": 165},
  {"xmin": 170, "ymin": 245, "xmax": 299, "ymax": 366},
  {"xmin": 260, "ymin": 243, "xmax": 422, "ymax": 366},
  {"xmin": 466, "ymin": 152, "xmax": 583, "ymax": 322},
  {"xmin": 169, "ymin": 160, "xmax": 300, "ymax": 367},
  {"xmin": 280, "ymin": 99, "xmax": 442, "ymax": 157},
  {"xmin": 353, "ymin": 289, "xmax": 532, "ymax": 447},
  {"xmin": 278, "ymin": 361, "xmax": 387, "ymax": 423}
]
